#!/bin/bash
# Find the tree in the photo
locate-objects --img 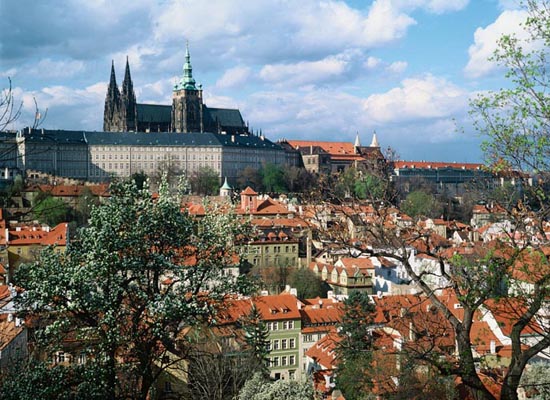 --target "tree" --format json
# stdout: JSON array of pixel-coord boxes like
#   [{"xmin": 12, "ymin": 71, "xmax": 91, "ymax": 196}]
[
  {"xmin": 335, "ymin": 292, "xmax": 377, "ymax": 400},
  {"xmin": 260, "ymin": 163, "xmax": 287, "ymax": 193},
  {"xmin": 400, "ymin": 190, "xmax": 442, "ymax": 219},
  {"xmin": 0, "ymin": 78, "xmax": 22, "ymax": 131},
  {"xmin": 189, "ymin": 165, "xmax": 220, "ymax": 195},
  {"xmin": 288, "ymin": 267, "xmax": 328, "ymax": 300},
  {"xmin": 241, "ymin": 304, "xmax": 271, "ymax": 376},
  {"xmin": 237, "ymin": 372, "xmax": 315, "ymax": 400},
  {"xmin": 32, "ymin": 194, "xmax": 70, "ymax": 226},
  {"xmin": 13, "ymin": 179, "xmax": 253, "ymax": 400},
  {"xmin": 237, "ymin": 166, "xmax": 263, "ymax": 191},
  {"xmin": 519, "ymin": 362, "xmax": 550, "ymax": 400}
]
